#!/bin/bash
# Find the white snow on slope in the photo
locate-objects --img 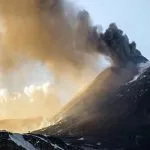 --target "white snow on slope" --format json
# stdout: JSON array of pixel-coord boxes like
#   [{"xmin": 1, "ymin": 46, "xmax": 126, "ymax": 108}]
[
  {"xmin": 78, "ymin": 137, "xmax": 84, "ymax": 141},
  {"xmin": 9, "ymin": 133, "xmax": 36, "ymax": 150},
  {"xmin": 30, "ymin": 134, "xmax": 65, "ymax": 150},
  {"xmin": 129, "ymin": 61, "xmax": 150, "ymax": 83},
  {"xmin": 30, "ymin": 134, "xmax": 48, "ymax": 143},
  {"xmin": 51, "ymin": 143, "xmax": 64, "ymax": 150}
]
